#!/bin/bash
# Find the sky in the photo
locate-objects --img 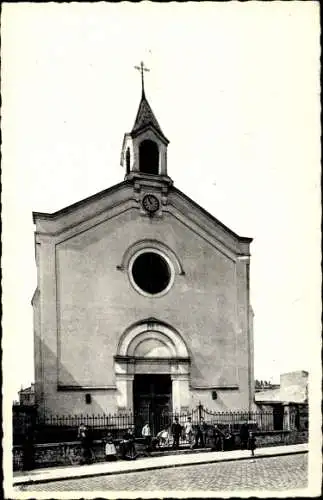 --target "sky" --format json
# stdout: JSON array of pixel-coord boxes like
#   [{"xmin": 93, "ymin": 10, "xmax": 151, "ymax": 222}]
[{"xmin": 2, "ymin": 2, "xmax": 321, "ymax": 401}]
